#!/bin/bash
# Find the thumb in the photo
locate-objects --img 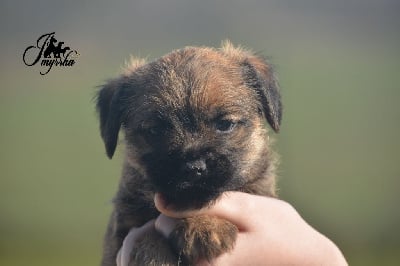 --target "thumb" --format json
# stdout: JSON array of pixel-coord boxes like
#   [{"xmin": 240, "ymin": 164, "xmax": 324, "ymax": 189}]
[{"xmin": 154, "ymin": 214, "xmax": 178, "ymax": 238}]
